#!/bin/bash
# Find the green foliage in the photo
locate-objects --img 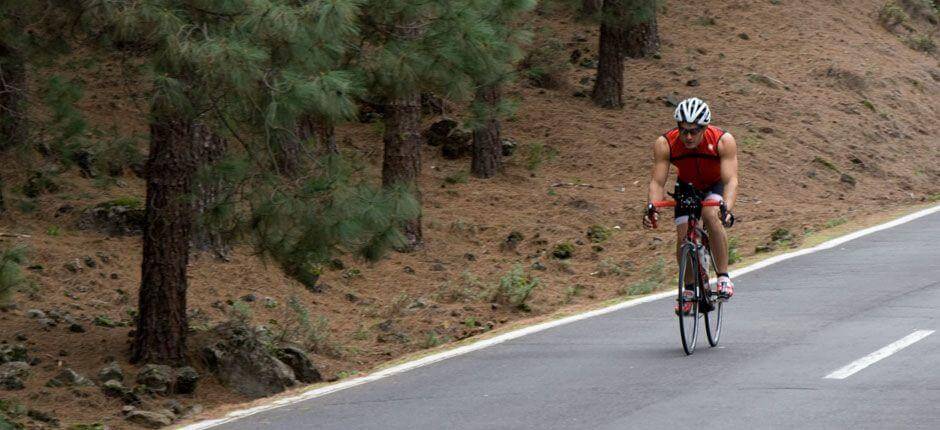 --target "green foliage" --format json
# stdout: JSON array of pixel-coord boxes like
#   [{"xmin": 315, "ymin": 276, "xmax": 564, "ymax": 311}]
[
  {"xmin": 489, "ymin": 265, "xmax": 539, "ymax": 310},
  {"xmin": 68, "ymin": 424, "xmax": 106, "ymax": 430},
  {"xmin": 813, "ymin": 156, "xmax": 840, "ymax": 173},
  {"xmin": 879, "ymin": 2, "xmax": 910, "ymax": 28},
  {"xmin": 825, "ymin": 217, "xmax": 848, "ymax": 228},
  {"xmin": 444, "ymin": 170, "xmax": 469, "ymax": 184},
  {"xmin": 586, "ymin": 225, "xmax": 612, "ymax": 243},
  {"xmin": 92, "ymin": 135, "xmax": 145, "ymax": 177},
  {"xmin": 728, "ymin": 236, "xmax": 742, "ymax": 265},
  {"xmin": 271, "ymin": 296, "xmax": 340, "ymax": 358},
  {"xmin": 419, "ymin": 331, "xmax": 444, "ymax": 348},
  {"xmin": 621, "ymin": 257, "xmax": 666, "ymax": 296},
  {"xmin": 0, "ymin": 245, "xmax": 29, "ymax": 306},
  {"xmin": 552, "ymin": 242, "xmax": 575, "ymax": 259},
  {"xmin": 905, "ymin": 34, "xmax": 937, "ymax": 52},
  {"xmin": 524, "ymin": 142, "xmax": 558, "ymax": 172},
  {"xmin": 93, "ymin": 315, "xmax": 121, "ymax": 328},
  {"xmin": 520, "ymin": 34, "xmax": 570, "ymax": 89},
  {"xmin": 38, "ymin": 76, "xmax": 88, "ymax": 162}
]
